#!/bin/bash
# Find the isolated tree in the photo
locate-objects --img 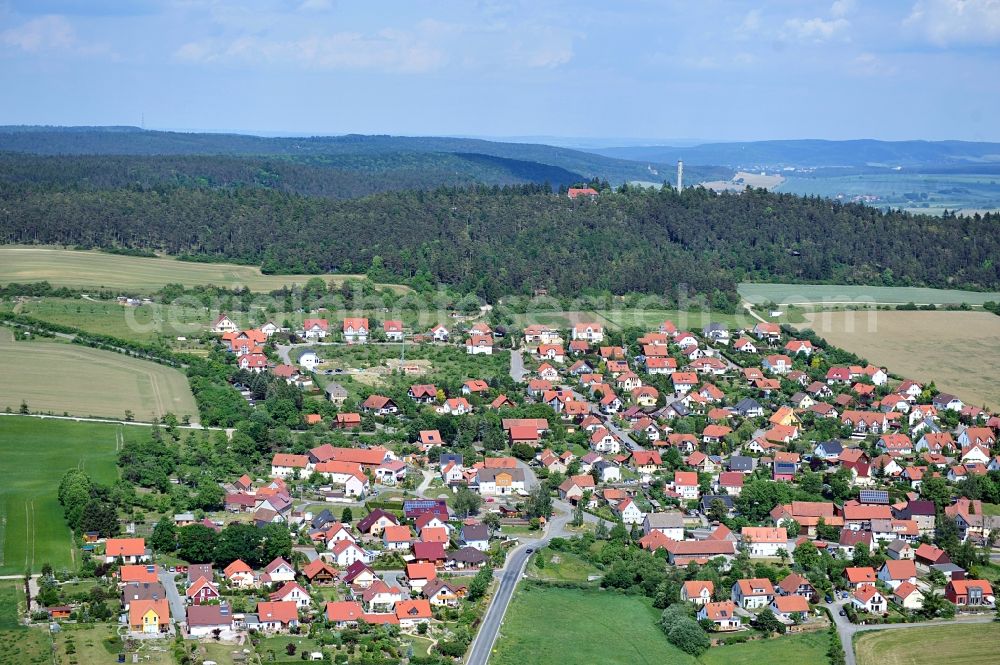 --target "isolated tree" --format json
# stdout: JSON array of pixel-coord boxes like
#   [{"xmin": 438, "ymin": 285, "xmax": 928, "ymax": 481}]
[
  {"xmin": 454, "ymin": 488, "xmax": 483, "ymax": 517},
  {"xmin": 572, "ymin": 501, "xmax": 584, "ymax": 527},
  {"xmin": 483, "ymin": 512, "xmax": 501, "ymax": 533},
  {"xmin": 526, "ymin": 485, "xmax": 552, "ymax": 519},
  {"xmin": 666, "ymin": 617, "xmax": 710, "ymax": 655},
  {"xmin": 341, "ymin": 507, "xmax": 353, "ymax": 524},
  {"xmin": 466, "ymin": 565, "xmax": 494, "ymax": 601},
  {"xmin": 150, "ymin": 519, "xmax": 177, "ymax": 553},
  {"xmin": 753, "ymin": 608, "xmax": 786, "ymax": 634},
  {"xmin": 707, "ymin": 499, "xmax": 728, "ymax": 524}
]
